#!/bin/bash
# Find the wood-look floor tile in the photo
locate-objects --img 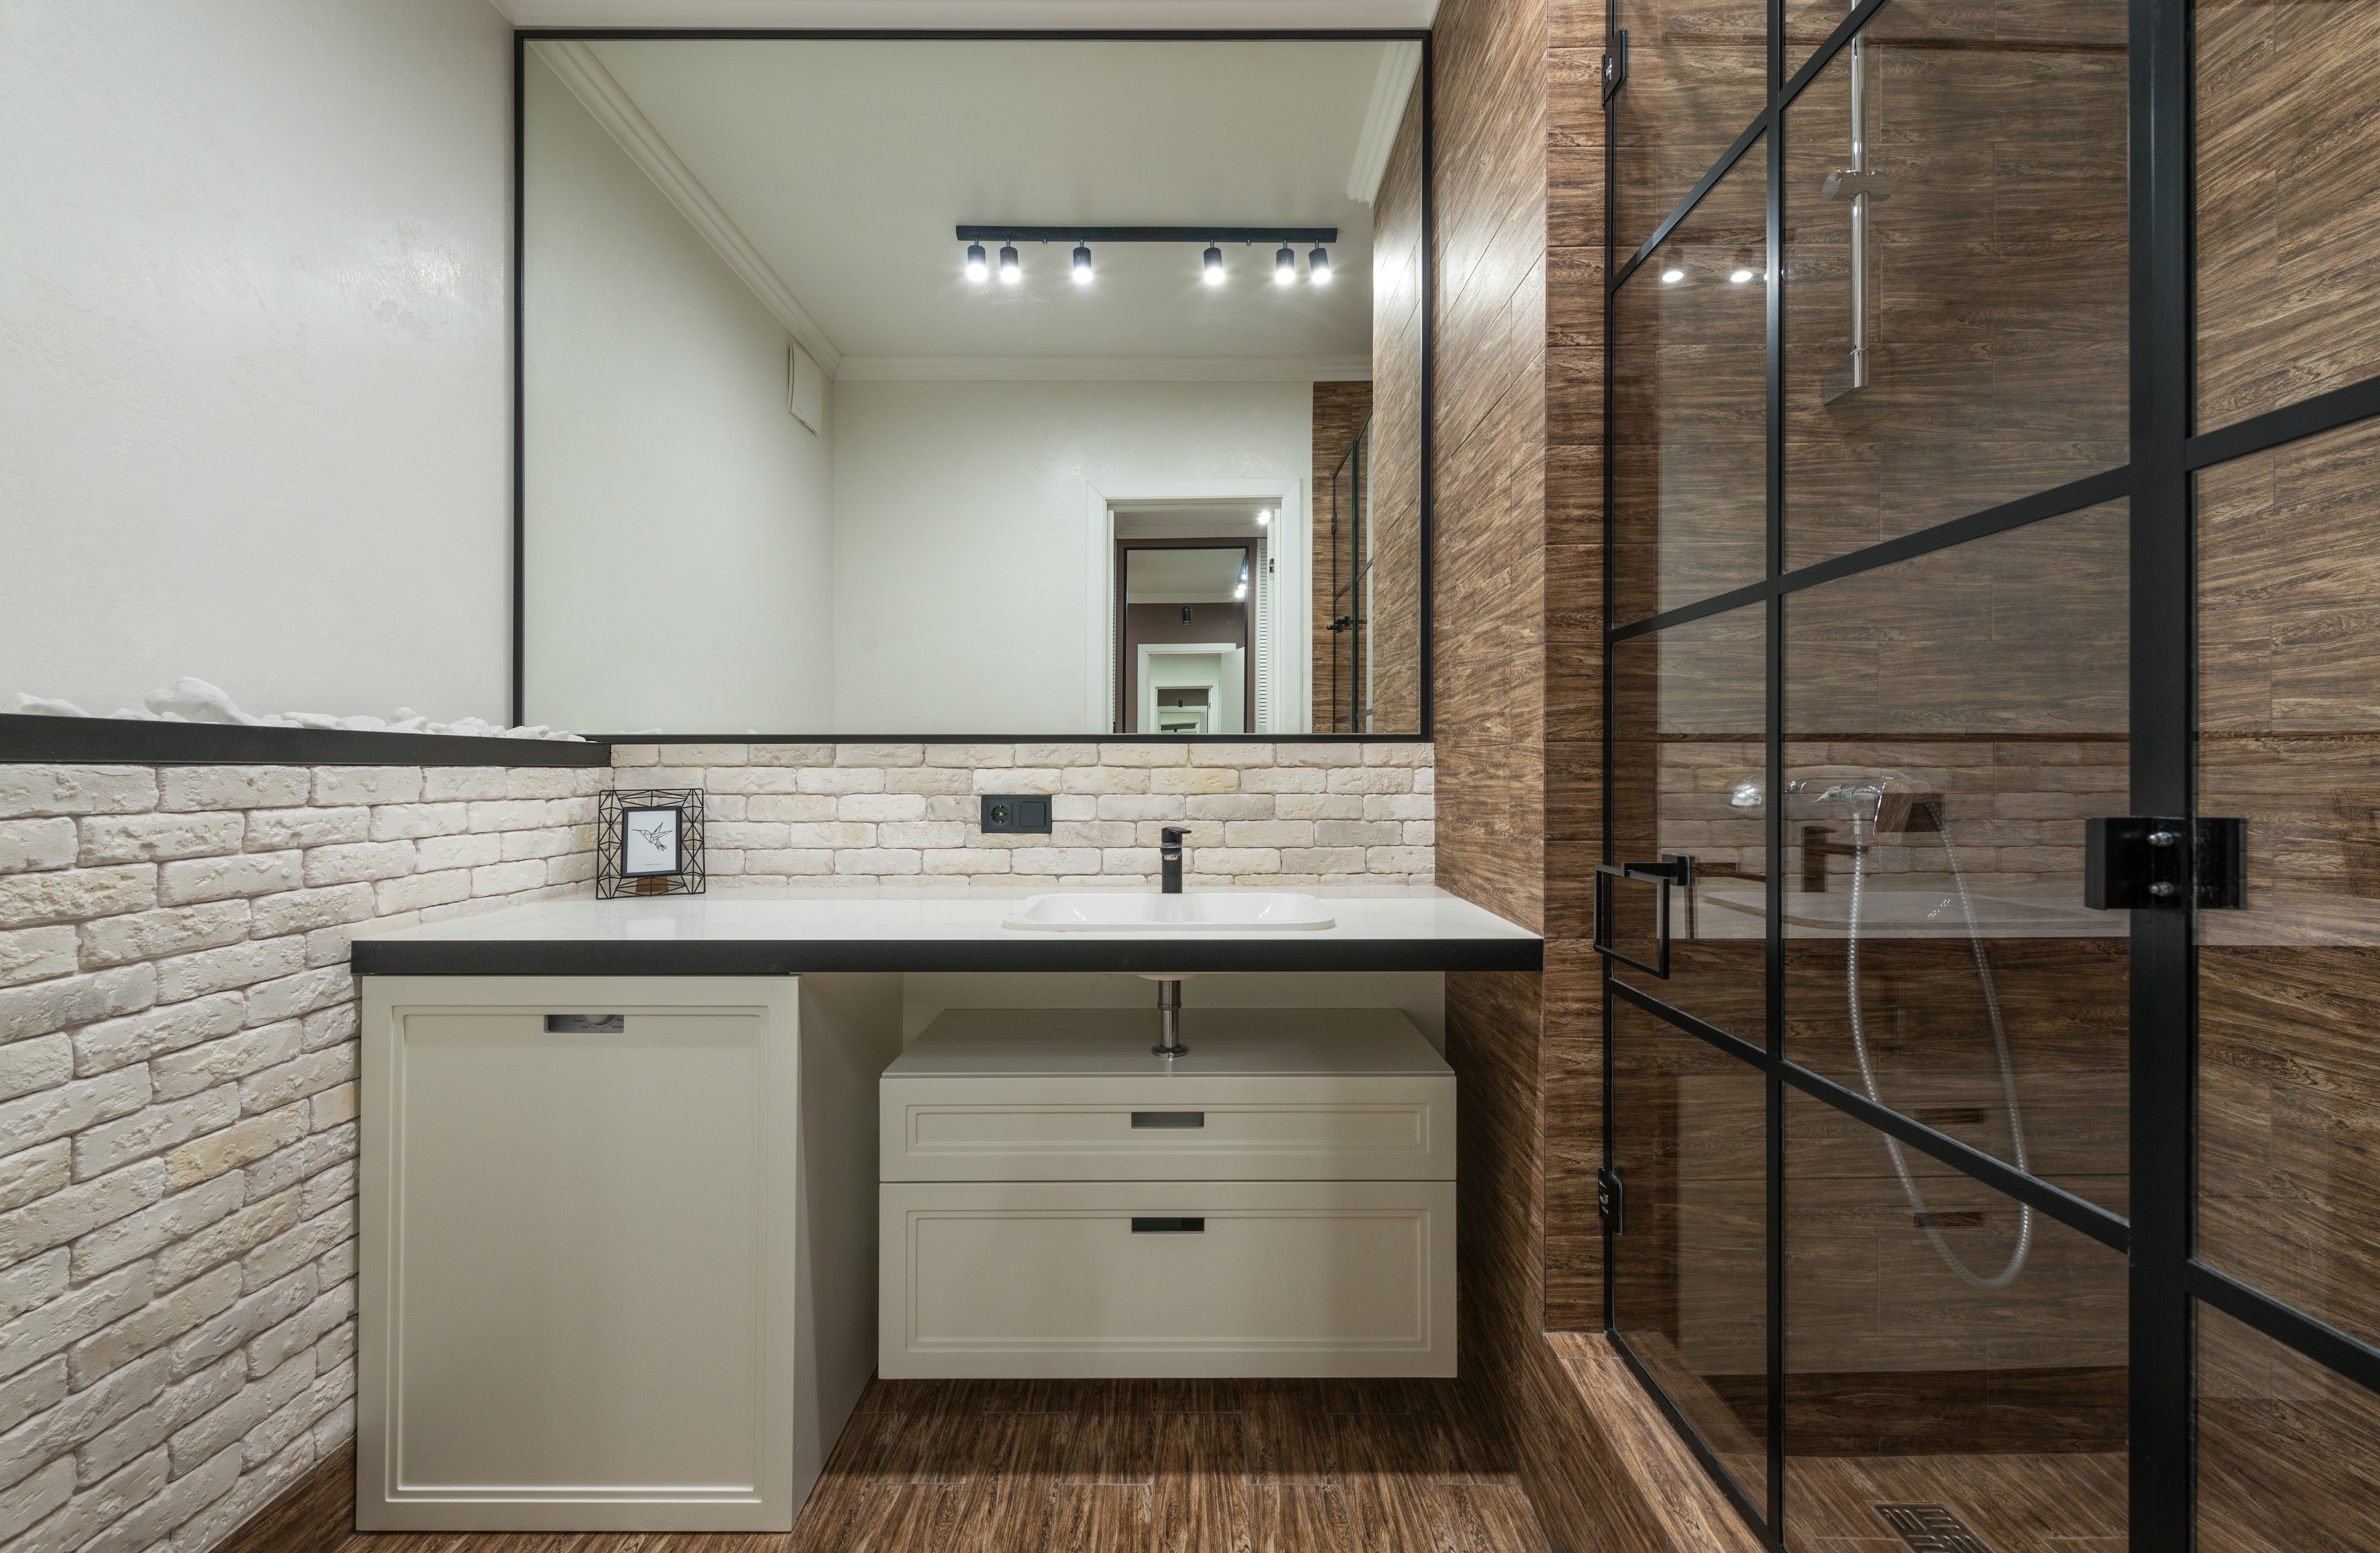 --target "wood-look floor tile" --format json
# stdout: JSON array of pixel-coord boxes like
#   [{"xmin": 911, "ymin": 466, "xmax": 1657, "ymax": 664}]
[
  {"xmin": 1146, "ymin": 1378, "xmax": 1245, "ymax": 1413},
  {"xmin": 845, "ymin": 1485, "xmax": 965, "ymax": 1553},
  {"xmin": 797, "ymin": 1407, "xmax": 902, "ymax": 1550},
  {"xmin": 1152, "ymin": 1412, "xmax": 1252, "ymax": 1553},
  {"xmin": 948, "ymin": 1414, "xmax": 1073, "ymax": 1553},
  {"xmin": 875, "ymin": 1395, "xmax": 989, "ymax": 1484},
  {"xmin": 1063, "ymin": 1408, "xmax": 1158, "ymax": 1485},
  {"xmin": 1435, "ymin": 1486, "xmax": 1551, "ymax": 1553},
  {"xmin": 1049, "ymin": 1485, "xmax": 1155, "ymax": 1553},
  {"xmin": 1250, "ymin": 1486, "xmax": 1353, "ymax": 1553},
  {"xmin": 1335, "ymin": 1416, "xmax": 1458, "ymax": 1553},
  {"xmin": 1244, "ymin": 1381, "xmax": 1337, "ymax": 1487},
  {"xmin": 1320, "ymin": 1380, "xmax": 1423, "ymax": 1416},
  {"xmin": 1416, "ymin": 1382, "xmax": 1518, "ymax": 1485}
]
